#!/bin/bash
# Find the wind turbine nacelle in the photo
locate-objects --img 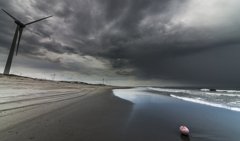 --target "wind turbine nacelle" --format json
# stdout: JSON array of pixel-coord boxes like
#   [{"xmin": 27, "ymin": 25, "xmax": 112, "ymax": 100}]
[{"xmin": 14, "ymin": 20, "xmax": 25, "ymax": 27}]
